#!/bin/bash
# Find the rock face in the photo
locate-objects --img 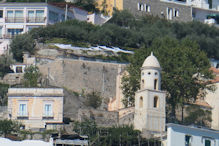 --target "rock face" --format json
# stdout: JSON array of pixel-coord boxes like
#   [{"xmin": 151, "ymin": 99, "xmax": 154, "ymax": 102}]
[{"xmin": 38, "ymin": 58, "xmax": 127, "ymax": 100}]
